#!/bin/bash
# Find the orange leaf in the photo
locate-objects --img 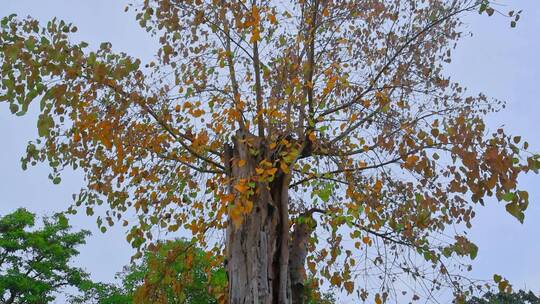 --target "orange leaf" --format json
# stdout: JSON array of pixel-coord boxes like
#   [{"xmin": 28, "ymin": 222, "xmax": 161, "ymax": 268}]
[
  {"xmin": 344, "ymin": 281, "xmax": 354, "ymax": 294},
  {"xmin": 266, "ymin": 167, "xmax": 278, "ymax": 176},
  {"xmin": 268, "ymin": 13, "xmax": 277, "ymax": 24},
  {"xmin": 375, "ymin": 293, "xmax": 383, "ymax": 304},
  {"xmin": 234, "ymin": 183, "xmax": 248, "ymax": 193},
  {"xmin": 362, "ymin": 236, "xmax": 371, "ymax": 245},
  {"xmin": 405, "ymin": 155, "xmax": 419, "ymax": 167},
  {"xmin": 373, "ymin": 180, "xmax": 382, "ymax": 193}
]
